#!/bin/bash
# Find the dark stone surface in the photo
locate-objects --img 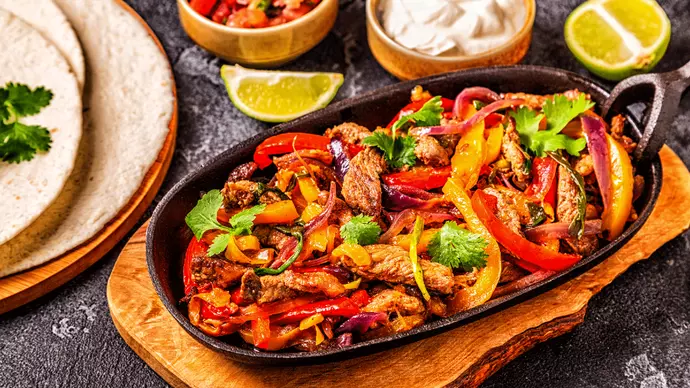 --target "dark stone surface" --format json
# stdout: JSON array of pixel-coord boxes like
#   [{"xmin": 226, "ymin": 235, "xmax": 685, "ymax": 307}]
[{"xmin": 1, "ymin": 0, "xmax": 688, "ymax": 387}]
